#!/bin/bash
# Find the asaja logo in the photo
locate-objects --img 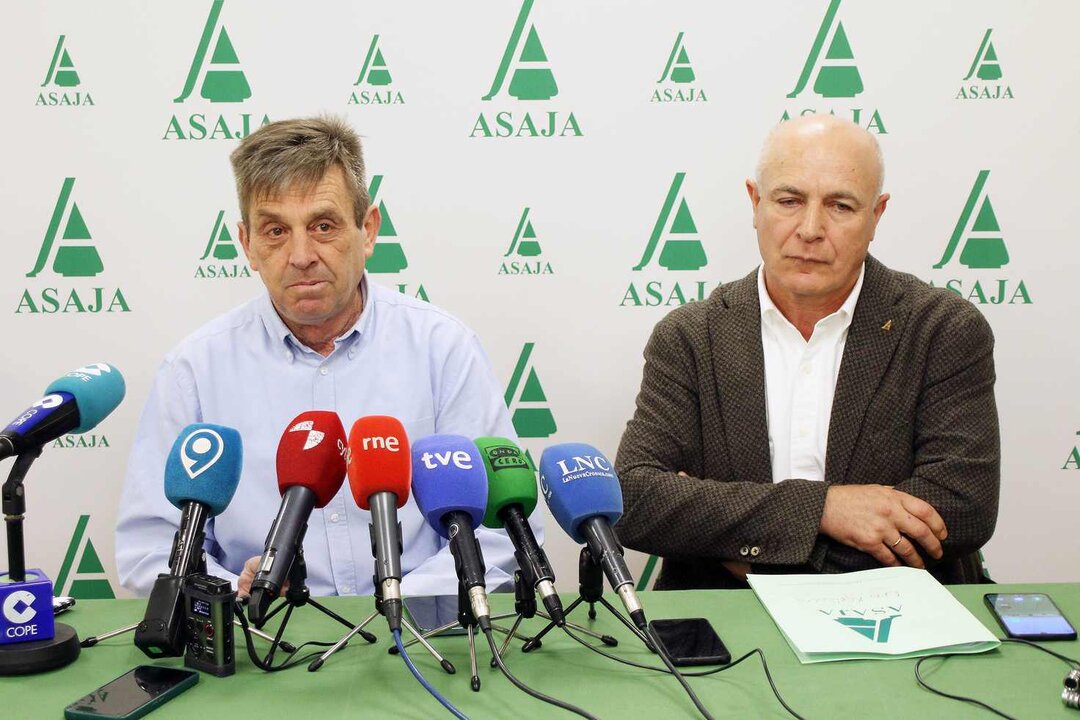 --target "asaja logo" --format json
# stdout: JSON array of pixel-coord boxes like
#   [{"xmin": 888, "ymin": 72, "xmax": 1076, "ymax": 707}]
[
  {"xmin": 834, "ymin": 615, "xmax": 900, "ymax": 643},
  {"xmin": 471, "ymin": 0, "xmax": 582, "ymax": 139},
  {"xmin": 196, "ymin": 210, "xmax": 251, "ymax": 279},
  {"xmin": 622, "ymin": 172, "xmax": 719, "ymax": 308},
  {"xmin": 930, "ymin": 170, "xmax": 1031, "ymax": 305},
  {"xmin": 781, "ymin": 0, "xmax": 886, "ymax": 133},
  {"xmin": 504, "ymin": 343, "xmax": 557, "ymax": 438},
  {"xmin": 52, "ymin": 434, "xmax": 110, "ymax": 449},
  {"xmin": 652, "ymin": 32, "xmax": 707, "ymax": 103},
  {"xmin": 349, "ymin": 35, "xmax": 404, "ymax": 106},
  {"xmin": 499, "ymin": 208, "xmax": 553, "ymax": 275},
  {"xmin": 37, "ymin": 35, "xmax": 94, "ymax": 107},
  {"xmin": 55, "ymin": 515, "xmax": 116, "ymax": 599},
  {"xmin": 1063, "ymin": 430, "xmax": 1080, "ymax": 470},
  {"xmin": 163, "ymin": 0, "xmax": 270, "ymax": 140},
  {"xmin": 17, "ymin": 178, "xmax": 131, "ymax": 315},
  {"xmin": 367, "ymin": 175, "xmax": 428, "ymax": 301},
  {"xmin": 957, "ymin": 30, "xmax": 1014, "ymax": 100}
]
